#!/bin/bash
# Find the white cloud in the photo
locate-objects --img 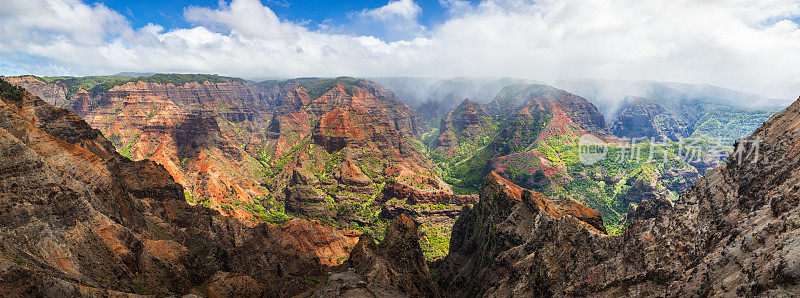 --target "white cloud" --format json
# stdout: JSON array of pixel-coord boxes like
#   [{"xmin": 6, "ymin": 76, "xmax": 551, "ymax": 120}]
[
  {"xmin": 360, "ymin": 0, "xmax": 422, "ymax": 21},
  {"xmin": 184, "ymin": 0, "xmax": 300, "ymax": 39},
  {"xmin": 0, "ymin": 0, "xmax": 130, "ymax": 47},
  {"xmin": 344, "ymin": 0, "xmax": 425, "ymax": 41},
  {"xmin": 1, "ymin": 0, "xmax": 800, "ymax": 99},
  {"xmin": 439, "ymin": 0, "xmax": 476, "ymax": 17}
]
